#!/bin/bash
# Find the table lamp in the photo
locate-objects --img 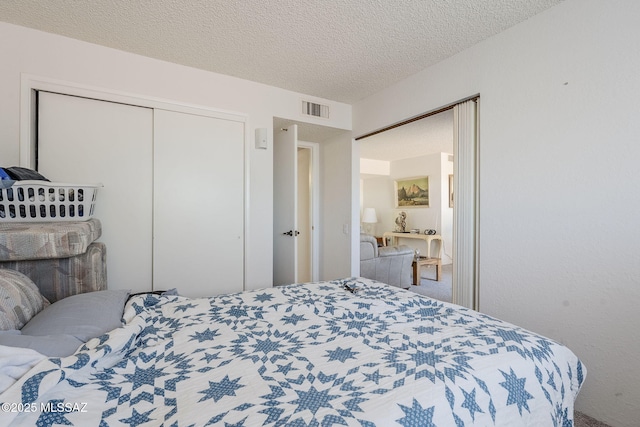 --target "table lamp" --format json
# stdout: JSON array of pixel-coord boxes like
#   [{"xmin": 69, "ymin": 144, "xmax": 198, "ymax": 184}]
[{"xmin": 362, "ymin": 208, "xmax": 378, "ymax": 235}]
